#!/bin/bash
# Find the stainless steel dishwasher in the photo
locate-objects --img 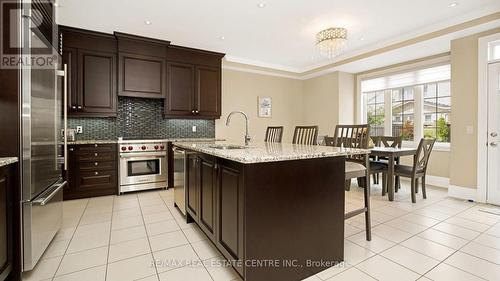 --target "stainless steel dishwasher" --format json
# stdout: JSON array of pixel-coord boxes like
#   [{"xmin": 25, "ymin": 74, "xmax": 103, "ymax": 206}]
[{"xmin": 172, "ymin": 147, "xmax": 187, "ymax": 215}]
